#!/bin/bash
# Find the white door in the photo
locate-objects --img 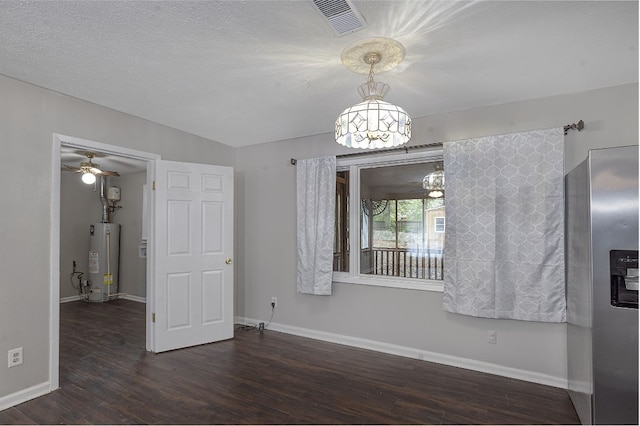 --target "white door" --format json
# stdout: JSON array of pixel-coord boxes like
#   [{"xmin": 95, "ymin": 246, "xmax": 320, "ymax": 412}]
[{"xmin": 153, "ymin": 160, "xmax": 234, "ymax": 353}]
